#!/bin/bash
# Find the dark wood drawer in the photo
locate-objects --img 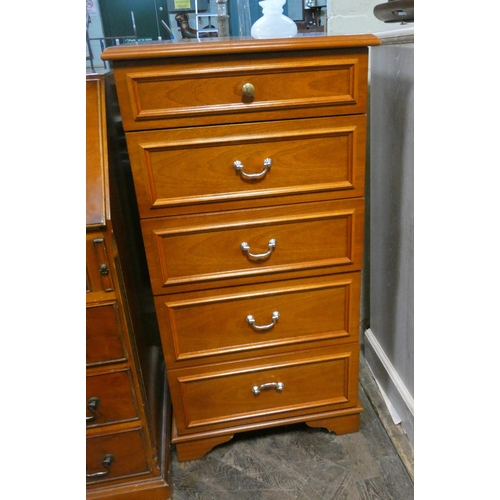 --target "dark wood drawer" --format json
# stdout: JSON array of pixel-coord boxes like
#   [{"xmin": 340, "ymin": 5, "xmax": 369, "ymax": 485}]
[
  {"xmin": 86, "ymin": 369, "xmax": 139, "ymax": 427},
  {"xmin": 155, "ymin": 273, "xmax": 361, "ymax": 367},
  {"xmin": 86, "ymin": 428, "xmax": 151, "ymax": 485},
  {"xmin": 169, "ymin": 344, "xmax": 360, "ymax": 436},
  {"xmin": 142, "ymin": 198, "xmax": 364, "ymax": 294},
  {"xmin": 126, "ymin": 115, "xmax": 366, "ymax": 218},
  {"xmin": 112, "ymin": 48, "xmax": 369, "ymax": 131},
  {"xmin": 86, "ymin": 301, "xmax": 128, "ymax": 366}
]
